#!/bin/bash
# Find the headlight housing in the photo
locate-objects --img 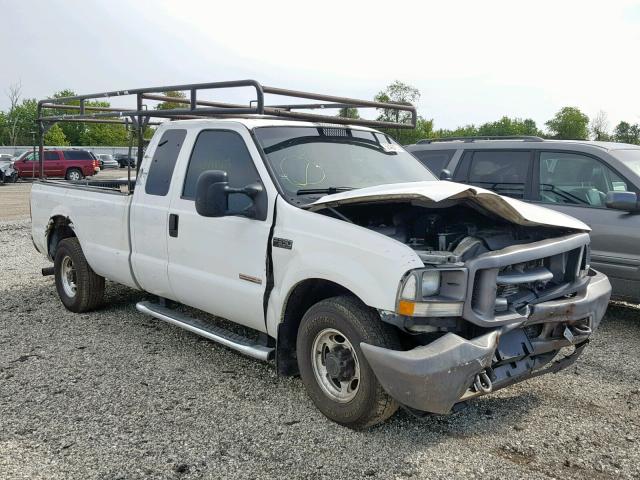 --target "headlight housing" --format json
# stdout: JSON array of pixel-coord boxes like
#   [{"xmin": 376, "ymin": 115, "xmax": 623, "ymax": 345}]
[{"xmin": 397, "ymin": 268, "xmax": 467, "ymax": 317}]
